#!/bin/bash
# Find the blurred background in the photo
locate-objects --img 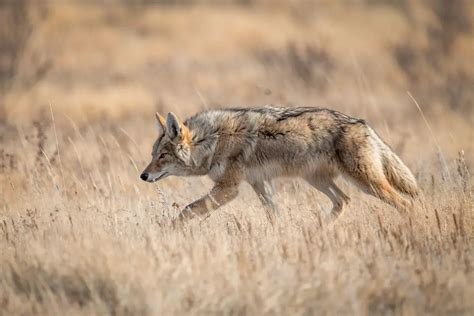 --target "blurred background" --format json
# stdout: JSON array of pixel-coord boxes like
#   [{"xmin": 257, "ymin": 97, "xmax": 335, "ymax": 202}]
[{"xmin": 1, "ymin": 1, "xmax": 472, "ymax": 121}]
